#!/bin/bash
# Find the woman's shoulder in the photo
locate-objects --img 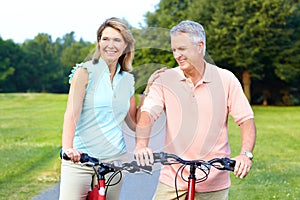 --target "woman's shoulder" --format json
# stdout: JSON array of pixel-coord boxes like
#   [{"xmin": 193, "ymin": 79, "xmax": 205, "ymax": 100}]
[{"xmin": 68, "ymin": 61, "xmax": 95, "ymax": 84}]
